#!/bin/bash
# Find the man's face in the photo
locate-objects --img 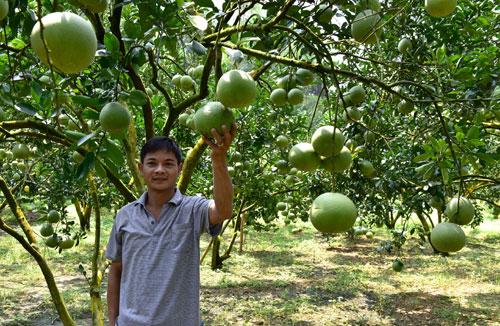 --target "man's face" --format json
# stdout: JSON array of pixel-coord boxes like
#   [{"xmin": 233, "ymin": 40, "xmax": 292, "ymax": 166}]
[{"xmin": 139, "ymin": 150, "xmax": 182, "ymax": 192}]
